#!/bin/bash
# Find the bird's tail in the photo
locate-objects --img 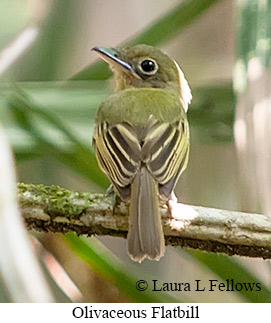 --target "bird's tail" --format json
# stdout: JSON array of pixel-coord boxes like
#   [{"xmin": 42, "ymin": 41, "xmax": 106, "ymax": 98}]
[{"xmin": 127, "ymin": 166, "xmax": 165, "ymax": 262}]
